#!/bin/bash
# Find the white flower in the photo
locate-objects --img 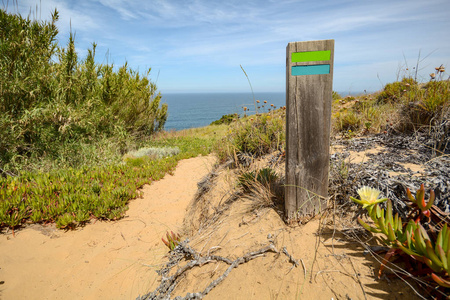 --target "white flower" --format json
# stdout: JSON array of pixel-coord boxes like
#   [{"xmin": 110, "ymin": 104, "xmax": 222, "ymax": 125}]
[{"xmin": 357, "ymin": 186, "xmax": 381, "ymax": 203}]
